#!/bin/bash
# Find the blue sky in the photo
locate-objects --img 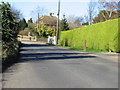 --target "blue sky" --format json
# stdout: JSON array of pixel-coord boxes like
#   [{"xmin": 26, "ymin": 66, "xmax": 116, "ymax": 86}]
[{"xmin": 2, "ymin": 0, "xmax": 97, "ymax": 22}]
